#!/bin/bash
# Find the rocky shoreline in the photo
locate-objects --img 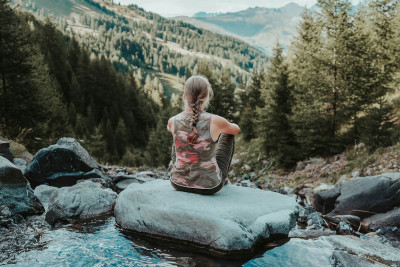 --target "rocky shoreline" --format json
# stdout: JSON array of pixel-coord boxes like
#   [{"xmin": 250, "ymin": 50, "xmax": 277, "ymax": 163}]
[{"xmin": 1, "ymin": 137, "xmax": 399, "ymax": 266}]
